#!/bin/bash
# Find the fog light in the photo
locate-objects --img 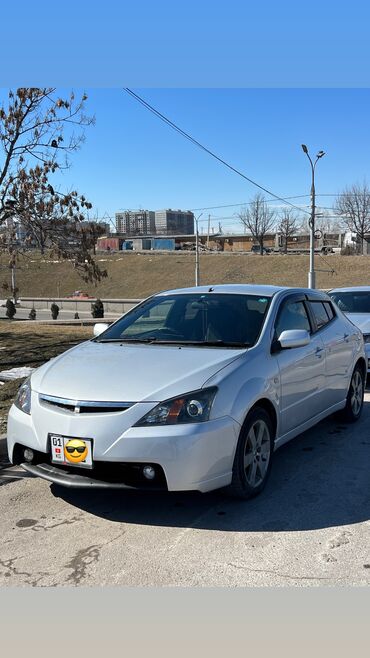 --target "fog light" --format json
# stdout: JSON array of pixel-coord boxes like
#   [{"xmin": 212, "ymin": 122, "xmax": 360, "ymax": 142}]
[
  {"xmin": 24, "ymin": 448, "xmax": 34, "ymax": 462},
  {"xmin": 142, "ymin": 465, "xmax": 156, "ymax": 480}
]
